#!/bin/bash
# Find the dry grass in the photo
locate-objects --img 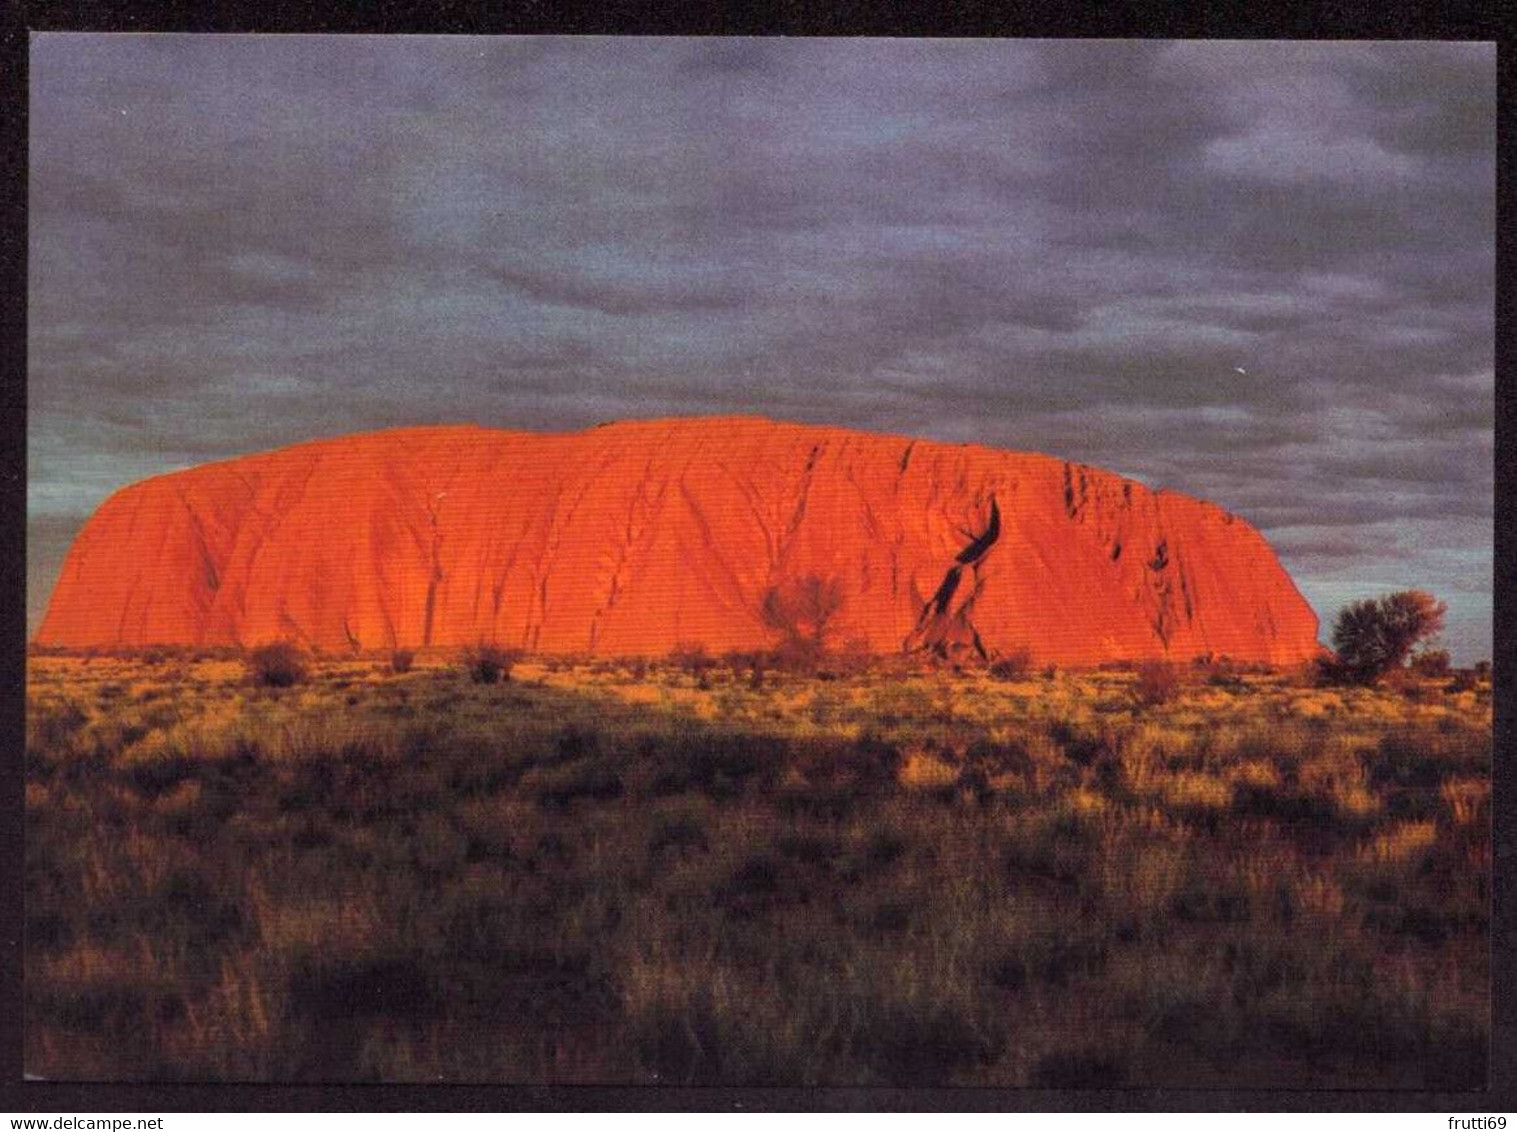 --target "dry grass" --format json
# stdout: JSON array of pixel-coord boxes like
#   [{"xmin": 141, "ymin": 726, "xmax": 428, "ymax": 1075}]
[{"xmin": 23, "ymin": 651, "xmax": 1491, "ymax": 1086}]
